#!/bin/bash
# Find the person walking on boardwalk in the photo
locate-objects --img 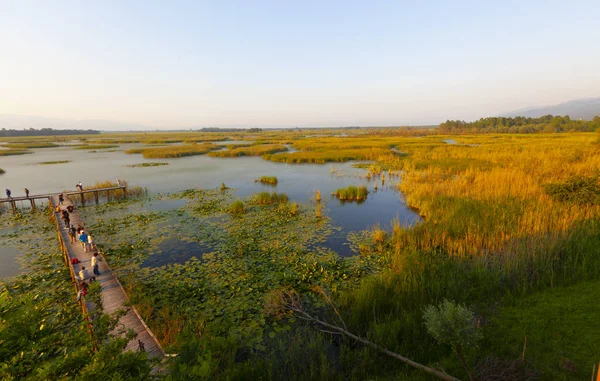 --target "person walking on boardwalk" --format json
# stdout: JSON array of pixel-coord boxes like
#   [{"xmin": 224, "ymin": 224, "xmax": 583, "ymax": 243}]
[
  {"xmin": 69, "ymin": 225, "xmax": 77, "ymax": 243},
  {"xmin": 87, "ymin": 233, "xmax": 95, "ymax": 251},
  {"xmin": 78, "ymin": 266, "xmax": 88, "ymax": 281},
  {"xmin": 5, "ymin": 189, "xmax": 11, "ymax": 199},
  {"xmin": 91, "ymin": 252, "xmax": 102, "ymax": 276},
  {"xmin": 24, "ymin": 188, "xmax": 29, "ymax": 198},
  {"xmin": 62, "ymin": 210, "xmax": 70, "ymax": 229},
  {"xmin": 79, "ymin": 230, "xmax": 89, "ymax": 252},
  {"xmin": 58, "ymin": 193, "xmax": 64, "ymax": 205},
  {"xmin": 76, "ymin": 182, "xmax": 83, "ymax": 191}
]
